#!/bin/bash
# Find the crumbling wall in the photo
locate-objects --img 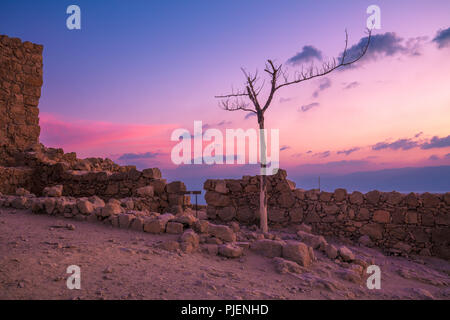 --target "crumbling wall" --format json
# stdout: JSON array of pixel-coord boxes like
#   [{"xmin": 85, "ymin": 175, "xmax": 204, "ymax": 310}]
[
  {"xmin": 32, "ymin": 164, "xmax": 190, "ymax": 213},
  {"xmin": 0, "ymin": 35, "xmax": 42, "ymax": 166},
  {"xmin": 204, "ymin": 170, "xmax": 450, "ymax": 259},
  {"xmin": 0, "ymin": 34, "xmax": 190, "ymax": 214}
]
